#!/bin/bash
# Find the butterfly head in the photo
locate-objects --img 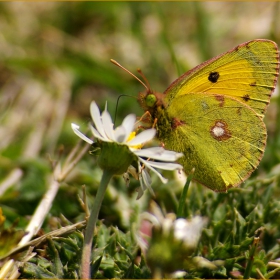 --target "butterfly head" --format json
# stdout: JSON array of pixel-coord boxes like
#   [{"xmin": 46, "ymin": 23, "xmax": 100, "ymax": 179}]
[
  {"xmin": 145, "ymin": 93, "xmax": 157, "ymax": 108},
  {"xmin": 138, "ymin": 89, "xmax": 165, "ymax": 115}
]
